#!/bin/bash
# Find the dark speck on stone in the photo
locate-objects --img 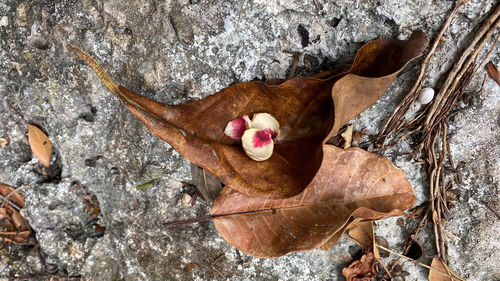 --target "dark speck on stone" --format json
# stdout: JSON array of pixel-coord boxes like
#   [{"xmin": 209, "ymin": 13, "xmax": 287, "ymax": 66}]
[
  {"xmin": 297, "ymin": 24, "xmax": 309, "ymax": 47},
  {"xmin": 329, "ymin": 17, "xmax": 341, "ymax": 28}
]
